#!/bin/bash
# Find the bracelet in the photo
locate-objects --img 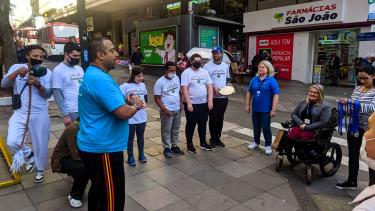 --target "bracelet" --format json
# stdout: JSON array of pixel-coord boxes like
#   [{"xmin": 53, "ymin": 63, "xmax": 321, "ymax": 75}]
[{"xmin": 133, "ymin": 104, "xmax": 141, "ymax": 111}]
